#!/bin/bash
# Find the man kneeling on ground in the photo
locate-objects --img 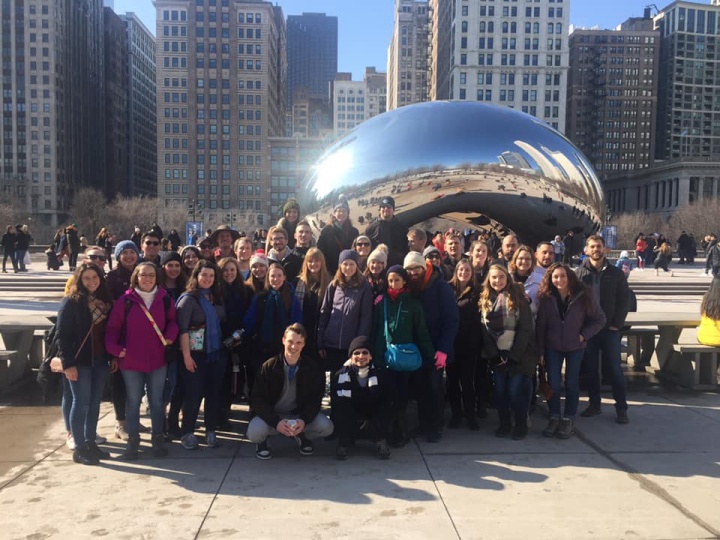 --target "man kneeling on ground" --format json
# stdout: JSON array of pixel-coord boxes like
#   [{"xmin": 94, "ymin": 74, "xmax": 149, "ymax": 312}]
[
  {"xmin": 333, "ymin": 336, "xmax": 392, "ymax": 461},
  {"xmin": 247, "ymin": 323, "xmax": 333, "ymax": 460}
]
